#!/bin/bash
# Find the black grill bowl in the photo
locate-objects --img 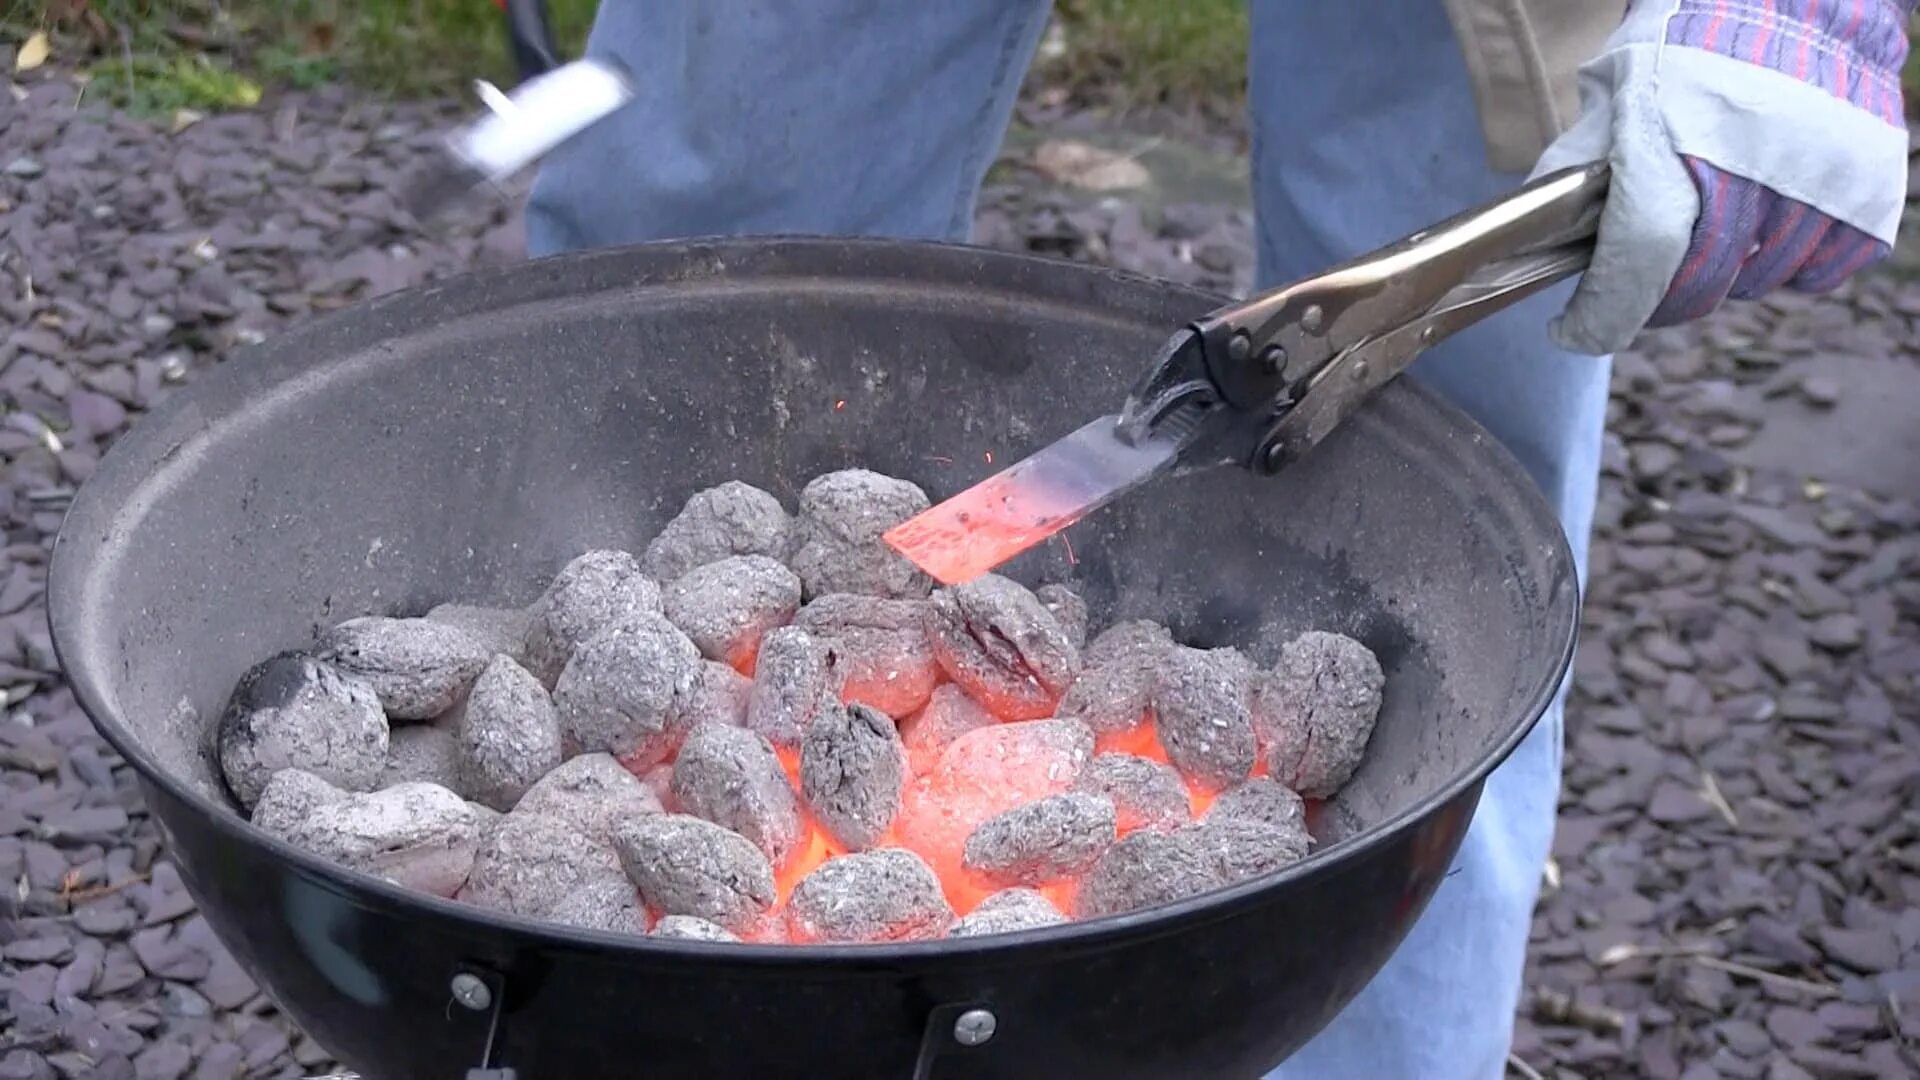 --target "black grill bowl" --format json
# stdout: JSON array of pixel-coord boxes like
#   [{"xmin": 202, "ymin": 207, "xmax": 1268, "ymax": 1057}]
[{"xmin": 48, "ymin": 238, "xmax": 1576, "ymax": 1079}]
